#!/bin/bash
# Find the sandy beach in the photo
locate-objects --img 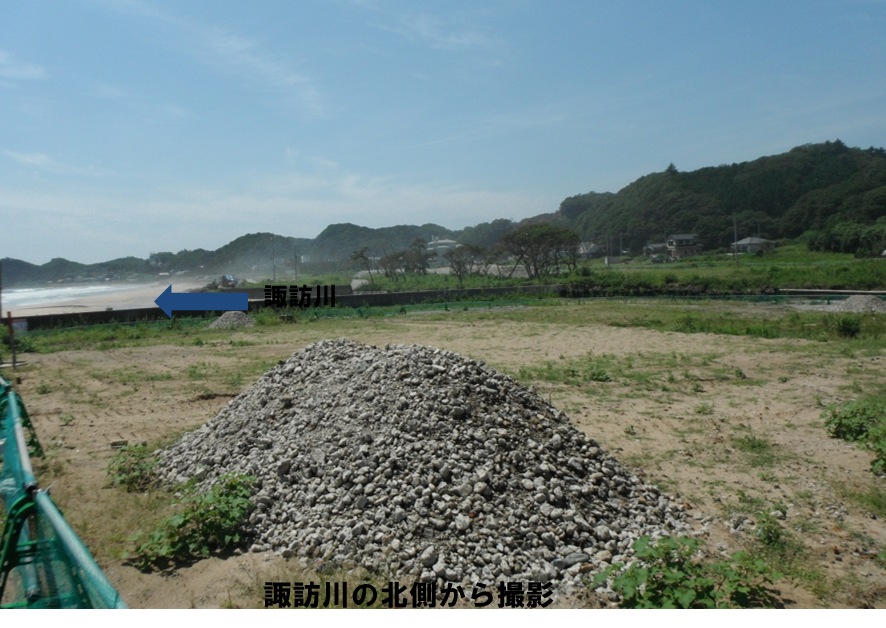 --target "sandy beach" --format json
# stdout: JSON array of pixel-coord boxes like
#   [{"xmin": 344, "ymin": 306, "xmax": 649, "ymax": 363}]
[{"xmin": 5, "ymin": 281, "xmax": 206, "ymax": 318}]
